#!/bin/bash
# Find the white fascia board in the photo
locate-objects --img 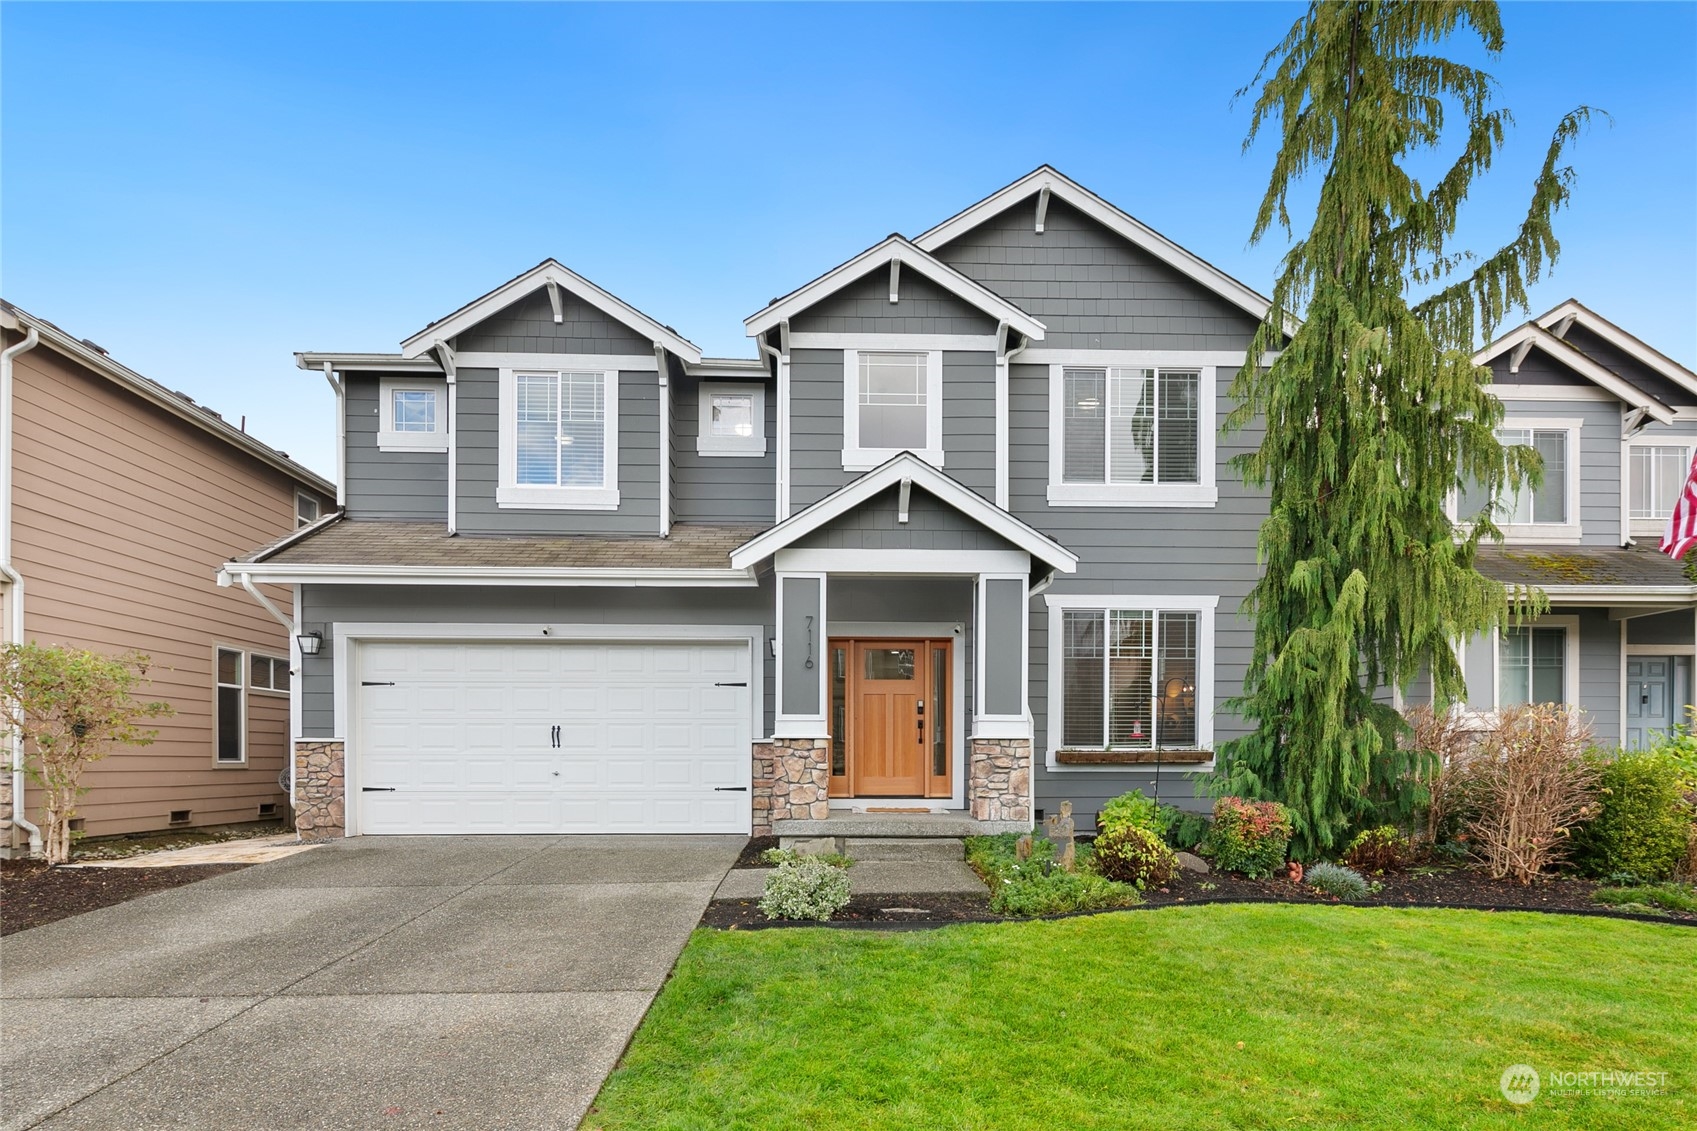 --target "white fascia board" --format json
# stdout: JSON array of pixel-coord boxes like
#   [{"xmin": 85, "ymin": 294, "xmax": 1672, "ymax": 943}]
[
  {"xmin": 1476, "ymin": 324, "xmax": 1677, "ymax": 425},
  {"xmin": 685, "ymin": 357, "xmax": 772, "ymax": 380},
  {"xmin": 1536, "ymin": 301, "xmax": 1697, "ymax": 402},
  {"xmin": 911, "ymin": 166, "xmax": 1279, "ymax": 331},
  {"xmin": 400, "ymin": 260, "xmax": 702, "ymax": 363},
  {"xmin": 295, "ymin": 352, "xmax": 444, "ymax": 374},
  {"xmin": 744, "ymin": 237, "xmax": 1046, "ymax": 341},
  {"xmin": 223, "ymin": 563, "xmax": 758, "ymax": 587},
  {"xmin": 730, "ymin": 452, "xmax": 1077, "ymax": 573},
  {"xmin": 1539, "ymin": 585, "xmax": 1697, "ymax": 604}
]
